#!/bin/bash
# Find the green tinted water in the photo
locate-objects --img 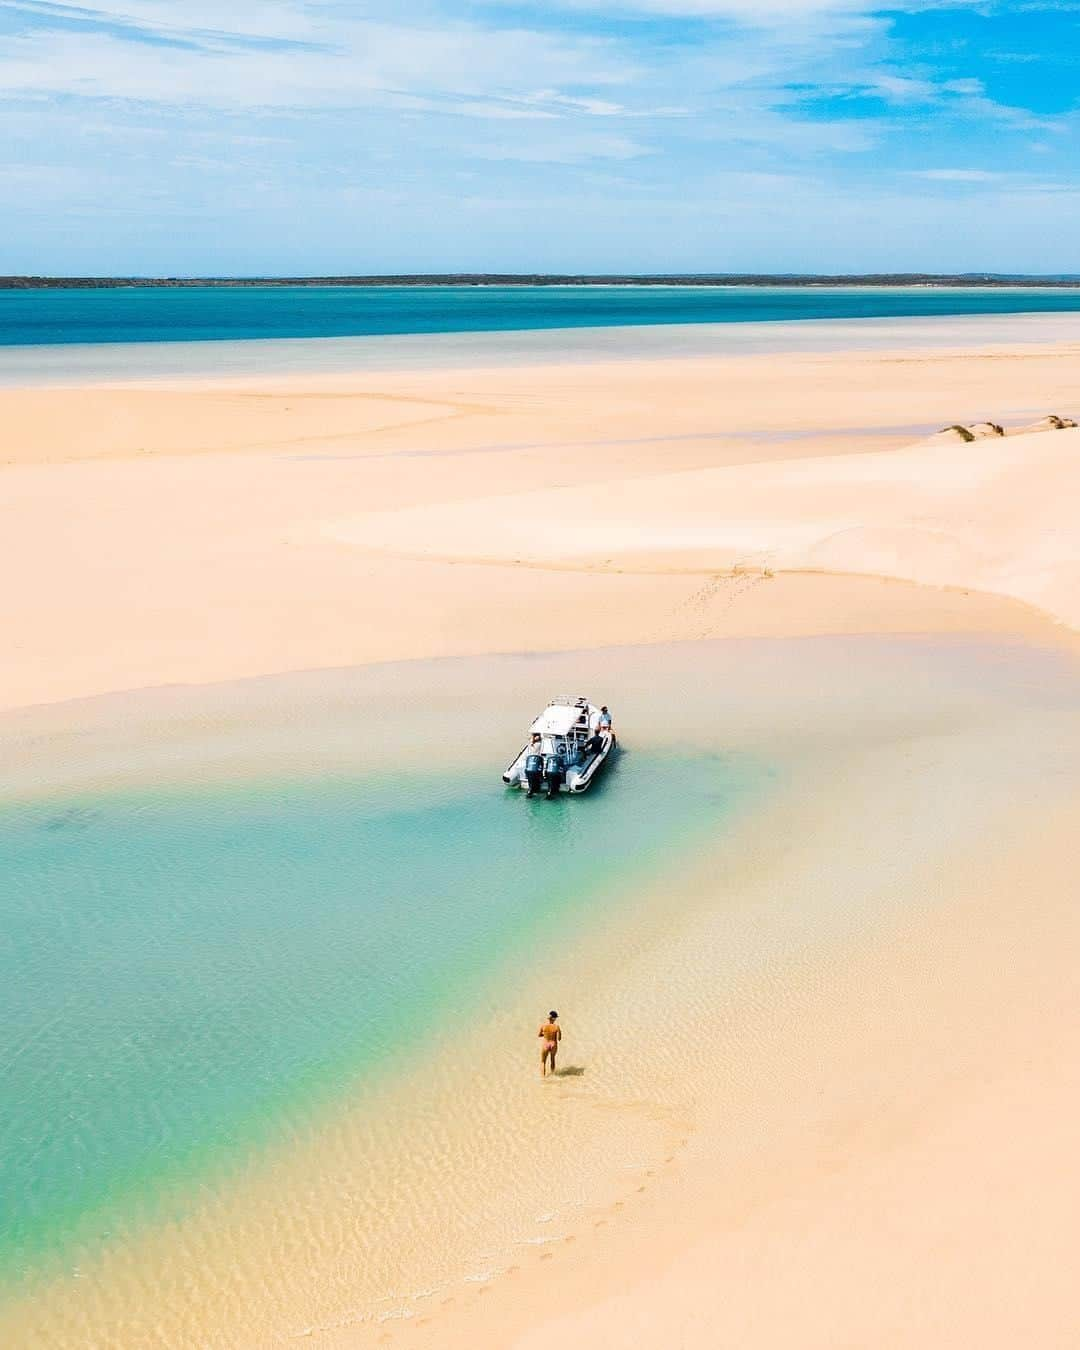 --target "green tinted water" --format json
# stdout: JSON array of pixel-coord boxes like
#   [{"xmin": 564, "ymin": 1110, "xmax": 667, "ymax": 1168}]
[{"xmin": 0, "ymin": 750, "xmax": 753, "ymax": 1286}]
